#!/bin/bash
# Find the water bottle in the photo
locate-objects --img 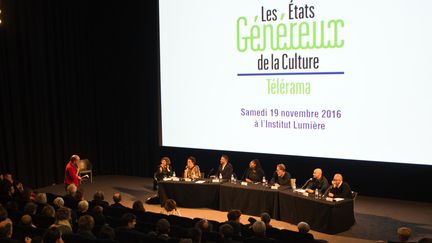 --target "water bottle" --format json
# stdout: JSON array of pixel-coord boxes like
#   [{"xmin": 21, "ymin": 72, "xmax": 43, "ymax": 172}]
[
  {"xmin": 315, "ymin": 189, "xmax": 319, "ymax": 199},
  {"xmin": 230, "ymin": 174, "xmax": 234, "ymax": 183},
  {"xmin": 262, "ymin": 176, "xmax": 267, "ymax": 186},
  {"xmin": 219, "ymin": 173, "xmax": 222, "ymax": 181},
  {"xmin": 172, "ymin": 171, "xmax": 176, "ymax": 178}
]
